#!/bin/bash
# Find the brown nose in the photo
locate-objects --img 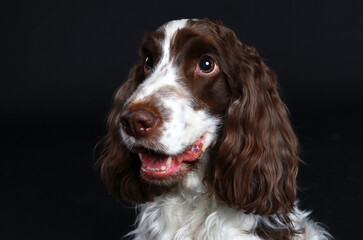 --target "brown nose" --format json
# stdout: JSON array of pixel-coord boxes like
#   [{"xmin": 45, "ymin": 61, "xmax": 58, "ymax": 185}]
[{"xmin": 120, "ymin": 108, "xmax": 159, "ymax": 138}]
